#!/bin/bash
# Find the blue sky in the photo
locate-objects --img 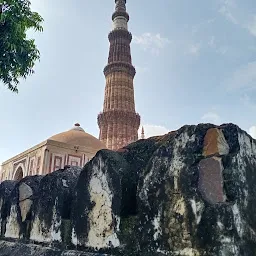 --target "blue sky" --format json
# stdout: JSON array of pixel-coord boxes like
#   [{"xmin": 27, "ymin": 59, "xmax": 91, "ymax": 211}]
[{"xmin": 0, "ymin": 0, "xmax": 256, "ymax": 163}]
